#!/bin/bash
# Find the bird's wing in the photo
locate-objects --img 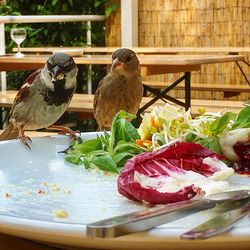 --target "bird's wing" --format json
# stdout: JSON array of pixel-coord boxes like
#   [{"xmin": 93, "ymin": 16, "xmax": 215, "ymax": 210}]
[
  {"xmin": 93, "ymin": 77, "xmax": 106, "ymax": 115},
  {"xmin": 10, "ymin": 69, "xmax": 41, "ymax": 116}
]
